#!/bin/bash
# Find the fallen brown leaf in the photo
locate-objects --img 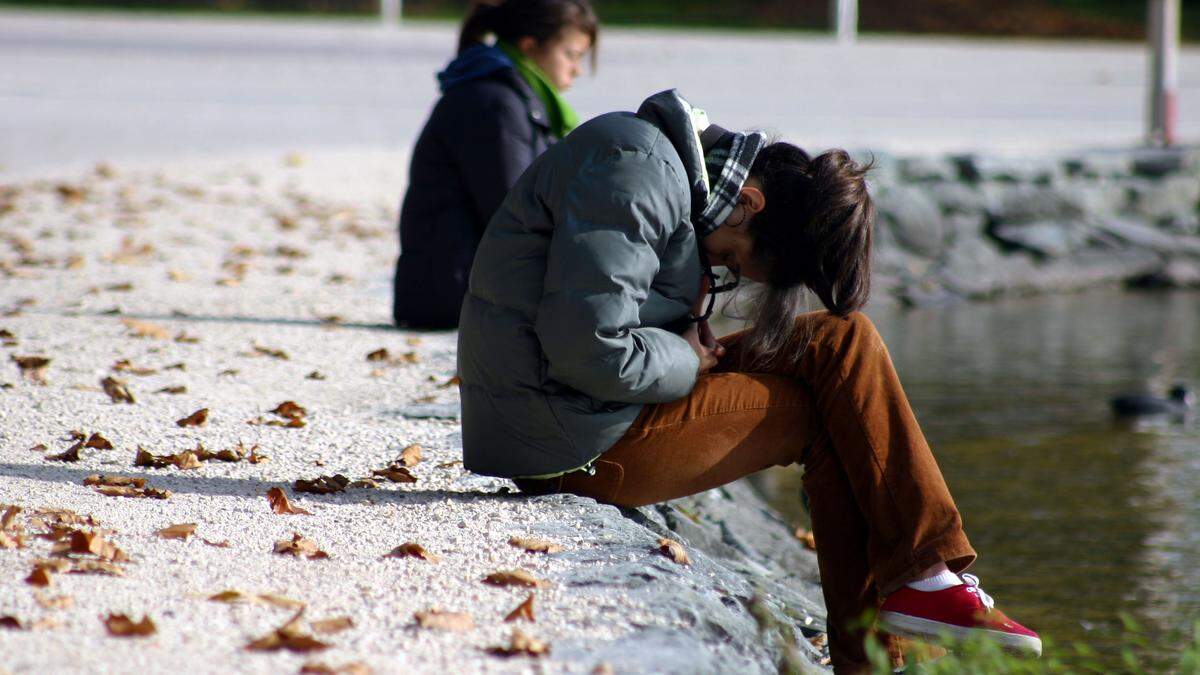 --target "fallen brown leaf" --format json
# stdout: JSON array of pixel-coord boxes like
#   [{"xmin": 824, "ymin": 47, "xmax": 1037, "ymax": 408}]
[
  {"xmin": 793, "ymin": 527, "xmax": 817, "ymax": 551},
  {"xmin": 176, "ymin": 408, "xmax": 208, "ymax": 427},
  {"xmin": 84, "ymin": 433, "xmax": 113, "ymax": 450},
  {"xmin": 508, "ymin": 537, "xmax": 564, "ymax": 555},
  {"xmin": 294, "ymin": 475, "xmax": 349, "ymax": 495},
  {"xmin": 94, "ymin": 484, "xmax": 170, "ymax": 499},
  {"xmin": 174, "ymin": 332, "xmax": 200, "ymax": 344},
  {"xmin": 483, "ymin": 570, "xmax": 548, "ymax": 589},
  {"xmin": 413, "ymin": 608, "xmax": 474, "ymax": 632},
  {"xmin": 2, "ymin": 504, "xmax": 22, "ymax": 530},
  {"xmin": 440, "ymin": 375, "xmax": 461, "ymax": 388},
  {"xmin": 122, "ymin": 319, "xmax": 171, "ymax": 340},
  {"xmin": 251, "ymin": 344, "xmax": 289, "ymax": 360},
  {"xmin": 26, "ymin": 566, "xmax": 53, "ymax": 587},
  {"xmin": 155, "ymin": 385, "xmax": 187, "ymax": 394},
  {"xmin": 68, "ymin": 559, "xmax": 125, "ymax": 576},
  {"xmin": 398, "ymin": 444, "xmax": 422, "ymax": 468},
  {"xmin": 347, "ymin": 478, "xmax": 378, "ymax": 489},
  {"xmin": 111, "ymin": 359, "xmax": 156, "ymax": 376},
  {"xmin": 306, "ymin": 371, "xmax": 326, "ymax": 380},
  {"xmin": 54, "ymin": 530, "xmax": 128, "ymax": 562},
  {"xmin": 272, "ymin": 400, "xmax": 307, "ymax": 420},
  {"xmin": 202, "ymin": 538, "xmax": 232, "ymax": 548},
  {"xmin": 267, "ymin": 487, "xmax": 312, "ymax": 515},
  {"xmin": 382, "ymin": 542, "xmax": 439, "ymax": 563},
  {"xmin": 371, "ymin": 463, "xmax": 416, "ymax": 484},
  {"xmin": 365, "ymin": 348, "xmax": 389, "ymax": 362},
  {"xmin": 309, "ymin": 616, "xmax": 353, "ymax": 635},
  {"xmin": 273, "ymin": 533, "xmax": 328, "ymax": 559},
  {"xmin": 246, "ymin": 609, "xmax": 331, "ymax": 653},
  {"xmin": 504, "ymin": 594, "xmax": 535, "ymax": 623},
  {"xmin": 28, "ymin": 443, "xmax": 47, "ymax": 453},
  {"xmin": 134, "ymin": 448, "xmax": 202, "ymax": 470},
  {"xmin": 101, "ymin": 376, "xmax": 135, "ymax": 404},
  {"xmin": 487, "ymin": 629, "xmax": 550, "ymax": 657},
  {"xmin": 45, "ymin": 440, "xmax": 84, "ymax": 462},
  {"xmin": 157, "ymin": 523, "xmax": 196, "ymax": 540},
  {"xmin": 104, "ymin": 613, "xmax": 156, "ymax": 637},
  {"xmin": 12, "ymin": 355, "xmax": 49, "ymax": 384},
  {"xmin": 657, "ymin": 538, "xmax": 690, "ymax": 565},
  {"xmin": 84, "ymin": 474, "xmax": 146, "ymax": 488},
  {"xmin": 0, "ymin": 616, "xmax": 24, "ymax": 630}
]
